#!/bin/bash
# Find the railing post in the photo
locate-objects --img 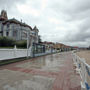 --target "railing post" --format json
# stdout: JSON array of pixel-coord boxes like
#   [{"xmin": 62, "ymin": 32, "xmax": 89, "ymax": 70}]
[
  {"xmin": 80, "ymin": 59, "xmax": 86, "ymax": 89},
  {"xmin": 72, "ymin": 52, "xmax": 88, "ymax": 90},
  {"xmin": 14, "ymin": 45, "xmax": 17, "ymax": 58}
]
